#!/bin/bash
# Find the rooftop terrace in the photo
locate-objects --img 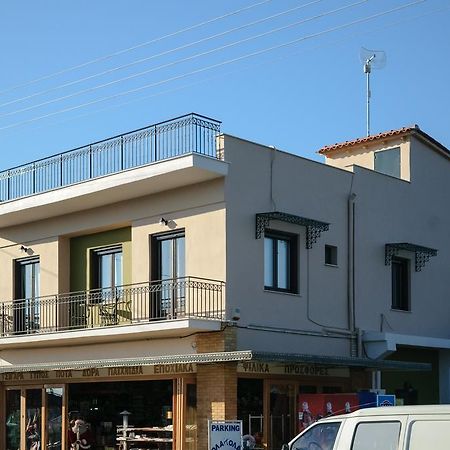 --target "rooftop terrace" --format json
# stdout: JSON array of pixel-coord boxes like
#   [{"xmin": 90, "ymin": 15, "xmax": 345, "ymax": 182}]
[{"xmin": 0, "ymin": 113, "xmax": 221, "ymax": 202}]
